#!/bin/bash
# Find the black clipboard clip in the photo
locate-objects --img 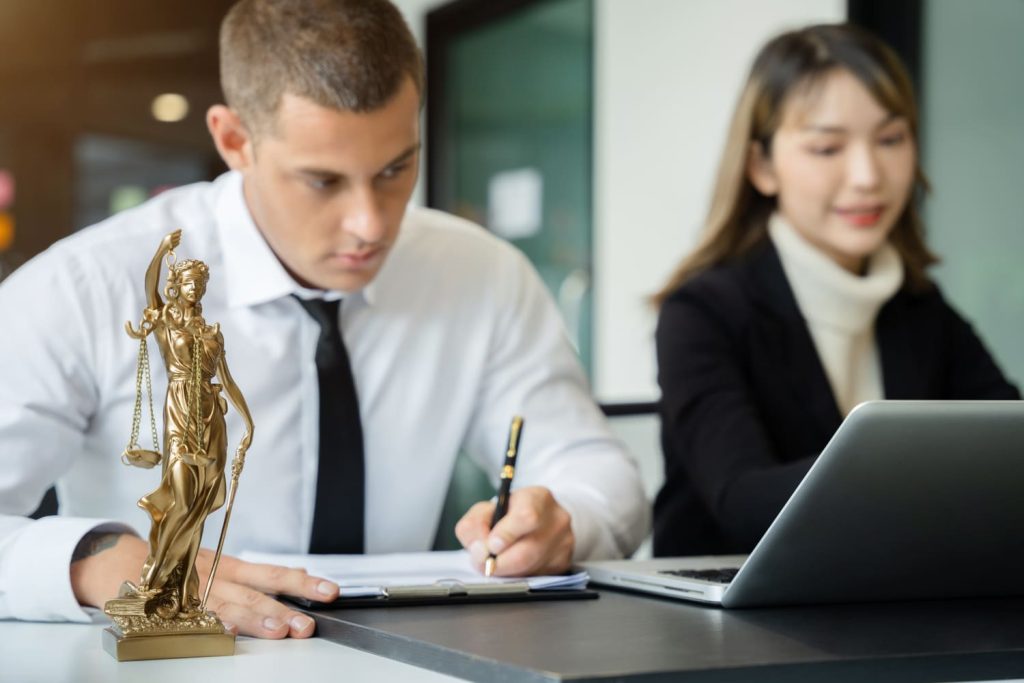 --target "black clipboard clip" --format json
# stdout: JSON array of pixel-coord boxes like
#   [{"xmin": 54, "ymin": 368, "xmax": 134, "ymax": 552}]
[{"xmin": 284, "ymin": 582, "xmax": 598, "ymax": 609}]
